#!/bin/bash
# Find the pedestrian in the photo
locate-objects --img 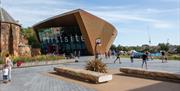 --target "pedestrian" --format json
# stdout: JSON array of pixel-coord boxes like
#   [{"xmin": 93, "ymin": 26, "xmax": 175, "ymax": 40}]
[
  {"xmin": 111, "ymin": 50, "xmax": 115, "ymax": 57},
  {"xmin": 164, "ymin": 51, "xmax": 168, "ymax": 63},
  {"xmin": 2, "ymin": 64, "xmax": 9, "ymax": 83},
  {"xmin": 77, "ymin": 50, "xmax": 80, "ymax": 59},
  {"xmin": 4, "ymin": 54, "xmax": 13, "ymax": 82},
  {"xmin": 161, "ymin": 51, "xmax": 165, "ymax": 63},
  {"xmin": 74, "ymin": 50, "xmax": 77, "ymax": 58},
  {"xmin": 108, "ymin": 50, "xmax": 111, "ymax": 58},
  {"xmin": 105, "ymin": 52, "xmax": 108, "ymax": 59},
  {"xmin": 130, "ymin": 51, "xmax": 134, "ymax": 63},
  {"xmin": 114, "ymin": 51, "xmax": 121, "ymax": 64},
  {"xmin": 75, "ymin": 50, "xmax": 80, "ymax": 62},
  {"xmin": 145, "ymin": 51, "xmax": 149, "ymax": 61},
  {"xmin": 142, "ymin": 52, "xmax": 148, "ymax": 69}
]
